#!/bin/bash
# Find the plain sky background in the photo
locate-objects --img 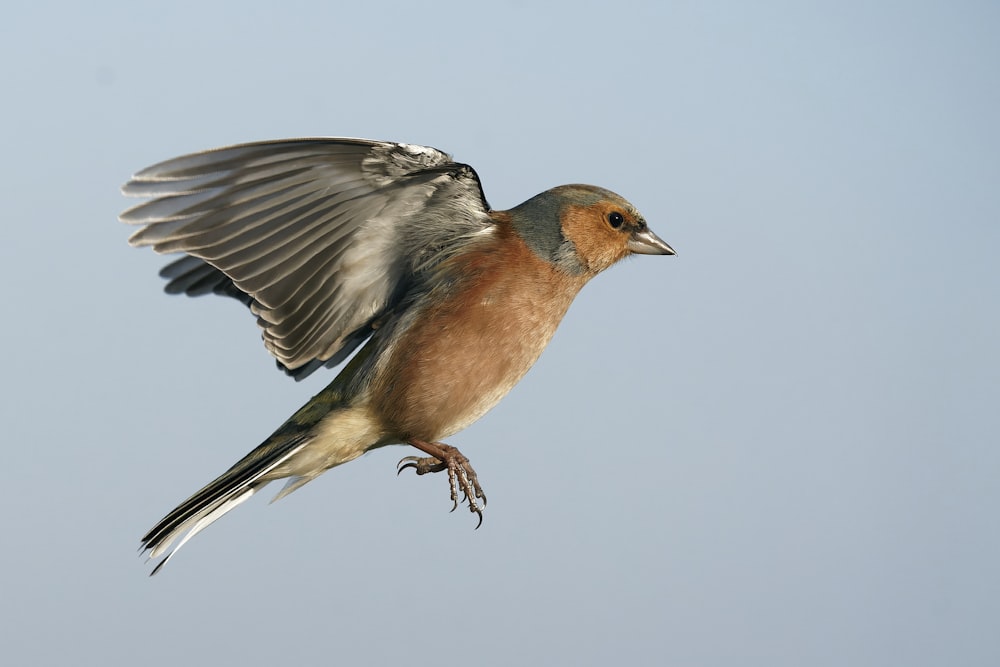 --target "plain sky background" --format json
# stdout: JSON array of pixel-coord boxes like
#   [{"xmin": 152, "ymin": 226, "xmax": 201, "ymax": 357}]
[{"xmin": 2, "ymin": 1, "xmax": 997, "ymax": 665}]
